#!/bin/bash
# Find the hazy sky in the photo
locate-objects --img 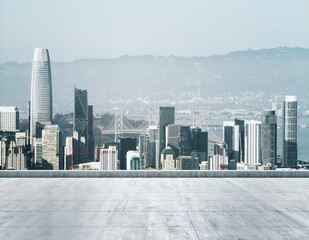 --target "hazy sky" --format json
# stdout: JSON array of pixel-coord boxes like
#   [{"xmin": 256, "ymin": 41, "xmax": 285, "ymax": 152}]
[{"xmin": 1, "ymin": 0, "xmax": 308, "ymax": 63}]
